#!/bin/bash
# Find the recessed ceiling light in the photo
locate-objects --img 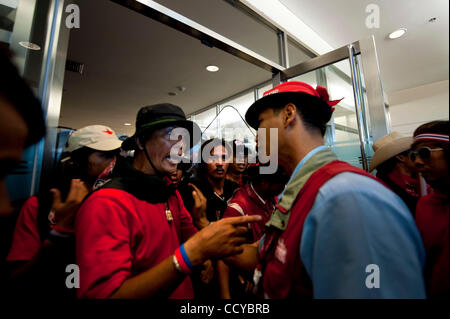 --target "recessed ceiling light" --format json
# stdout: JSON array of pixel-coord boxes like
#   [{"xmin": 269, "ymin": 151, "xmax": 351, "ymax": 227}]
[
  {"xmin": 19, "ymin": 41, "xmax": 41, "ymax": 50},
  {"xmin": 388, "ymin": 28, "xmax": 407, "ymax": 39},
  {"xmin": 124, "ymin": 123, "xmax": 132, "ymax": 126},
  {"xmin": 206, "ymin": 65, "xmax": 219, "ymax": 72}
]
